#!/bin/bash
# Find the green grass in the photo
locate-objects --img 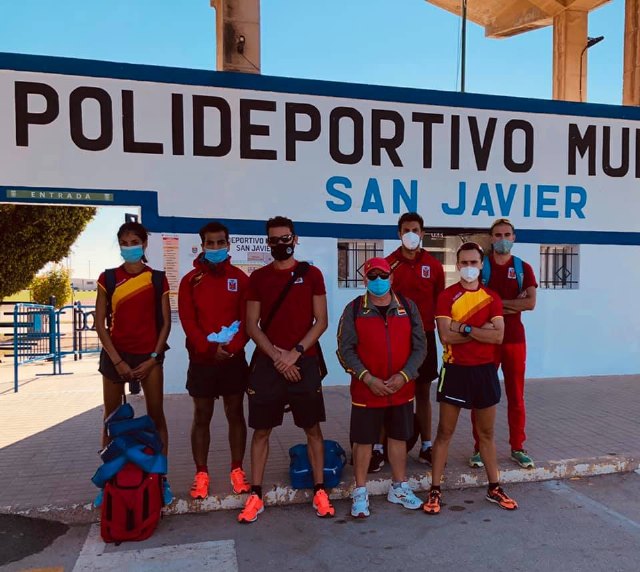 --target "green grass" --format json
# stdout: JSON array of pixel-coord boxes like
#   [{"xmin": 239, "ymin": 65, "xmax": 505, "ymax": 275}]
[{"xmin": 4, "ymin": 289, "xmax": 96, "ymax": 305}]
